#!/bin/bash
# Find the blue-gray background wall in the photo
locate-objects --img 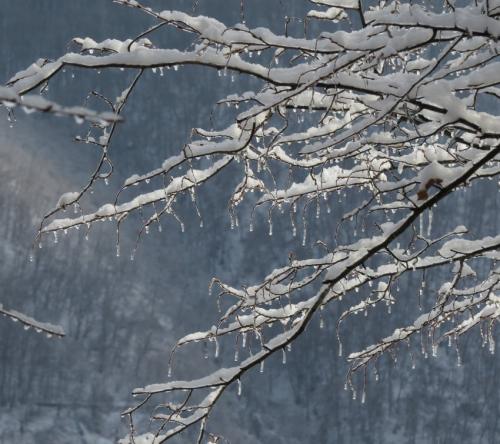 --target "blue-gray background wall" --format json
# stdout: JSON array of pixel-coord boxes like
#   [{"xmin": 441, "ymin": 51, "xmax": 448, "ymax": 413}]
[{"xmin": 0, "ymin": 2, "xmax": 499, "ymax": 443}]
